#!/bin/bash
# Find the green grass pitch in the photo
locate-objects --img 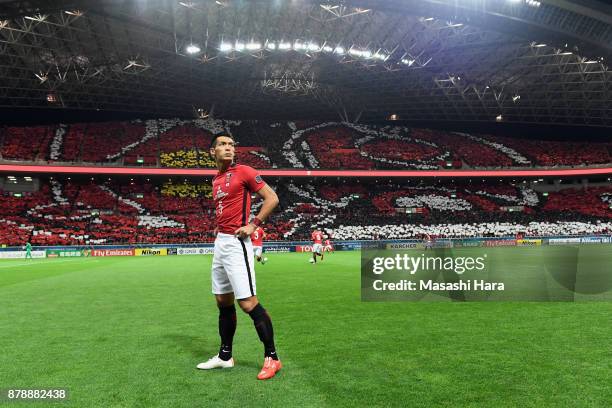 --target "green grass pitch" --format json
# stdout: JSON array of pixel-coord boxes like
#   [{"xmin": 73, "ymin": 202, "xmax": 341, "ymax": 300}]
[{"xmin": 1, "ymin": 250, "xmax": 611, "ymax": 407}]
